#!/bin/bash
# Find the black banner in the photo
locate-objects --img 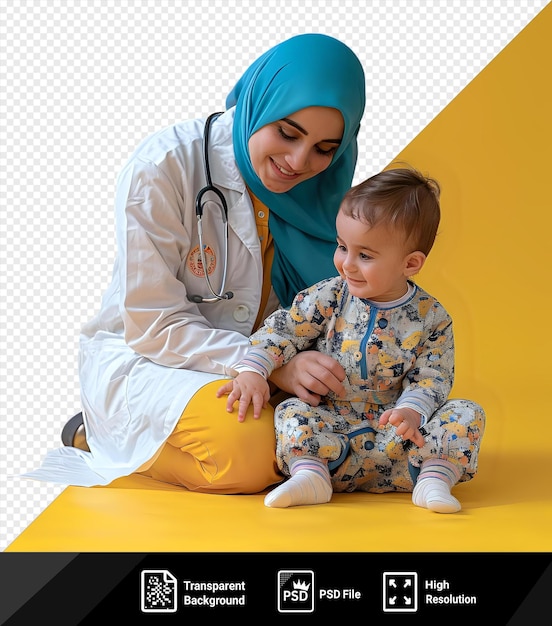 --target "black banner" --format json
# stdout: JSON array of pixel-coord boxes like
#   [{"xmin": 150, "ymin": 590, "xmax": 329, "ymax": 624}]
[{"xmin": 1, "ymin": 552, "xmax": 550, "ymax": 624}]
